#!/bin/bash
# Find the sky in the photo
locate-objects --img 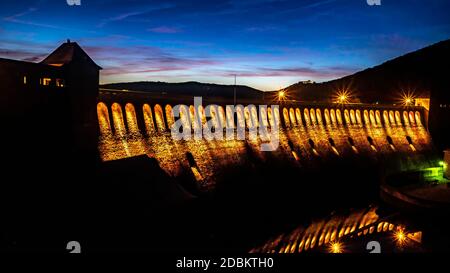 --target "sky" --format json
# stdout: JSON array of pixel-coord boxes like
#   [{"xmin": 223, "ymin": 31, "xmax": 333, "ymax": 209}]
[{"xmin": 1, "ymin": 0, "xmax": 450, "ymax": 91}]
